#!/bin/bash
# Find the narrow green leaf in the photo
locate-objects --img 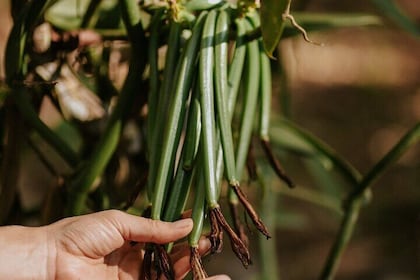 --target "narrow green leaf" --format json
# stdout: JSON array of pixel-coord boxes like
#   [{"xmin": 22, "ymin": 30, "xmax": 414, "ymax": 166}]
[{"xmin": 270, "ymin": 119, "xmax": 362, "ymax": 187}]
